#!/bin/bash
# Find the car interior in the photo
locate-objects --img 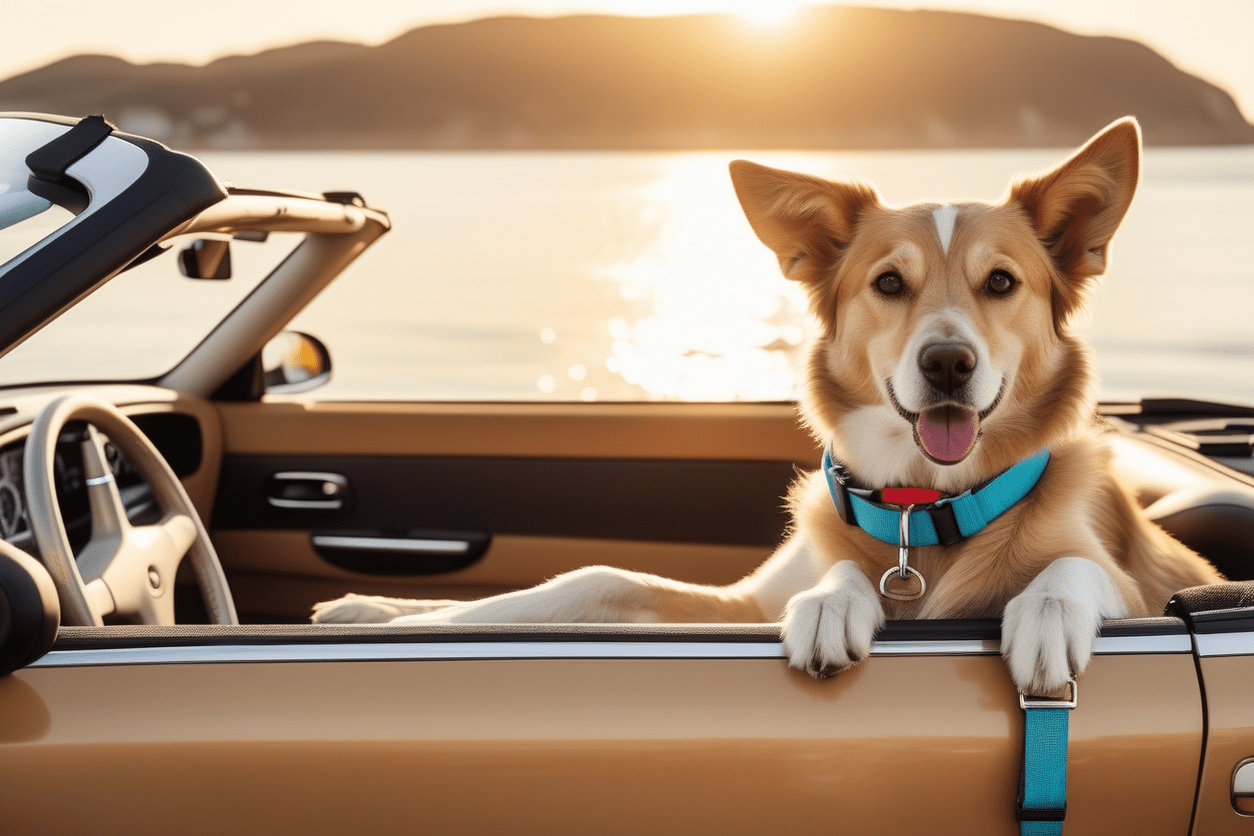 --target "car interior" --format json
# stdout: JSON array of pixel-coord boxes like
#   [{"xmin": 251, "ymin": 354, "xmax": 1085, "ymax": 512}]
[{"xmin": 2, "ymin": 384, "xmax": 1253, "ymax": 634}]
